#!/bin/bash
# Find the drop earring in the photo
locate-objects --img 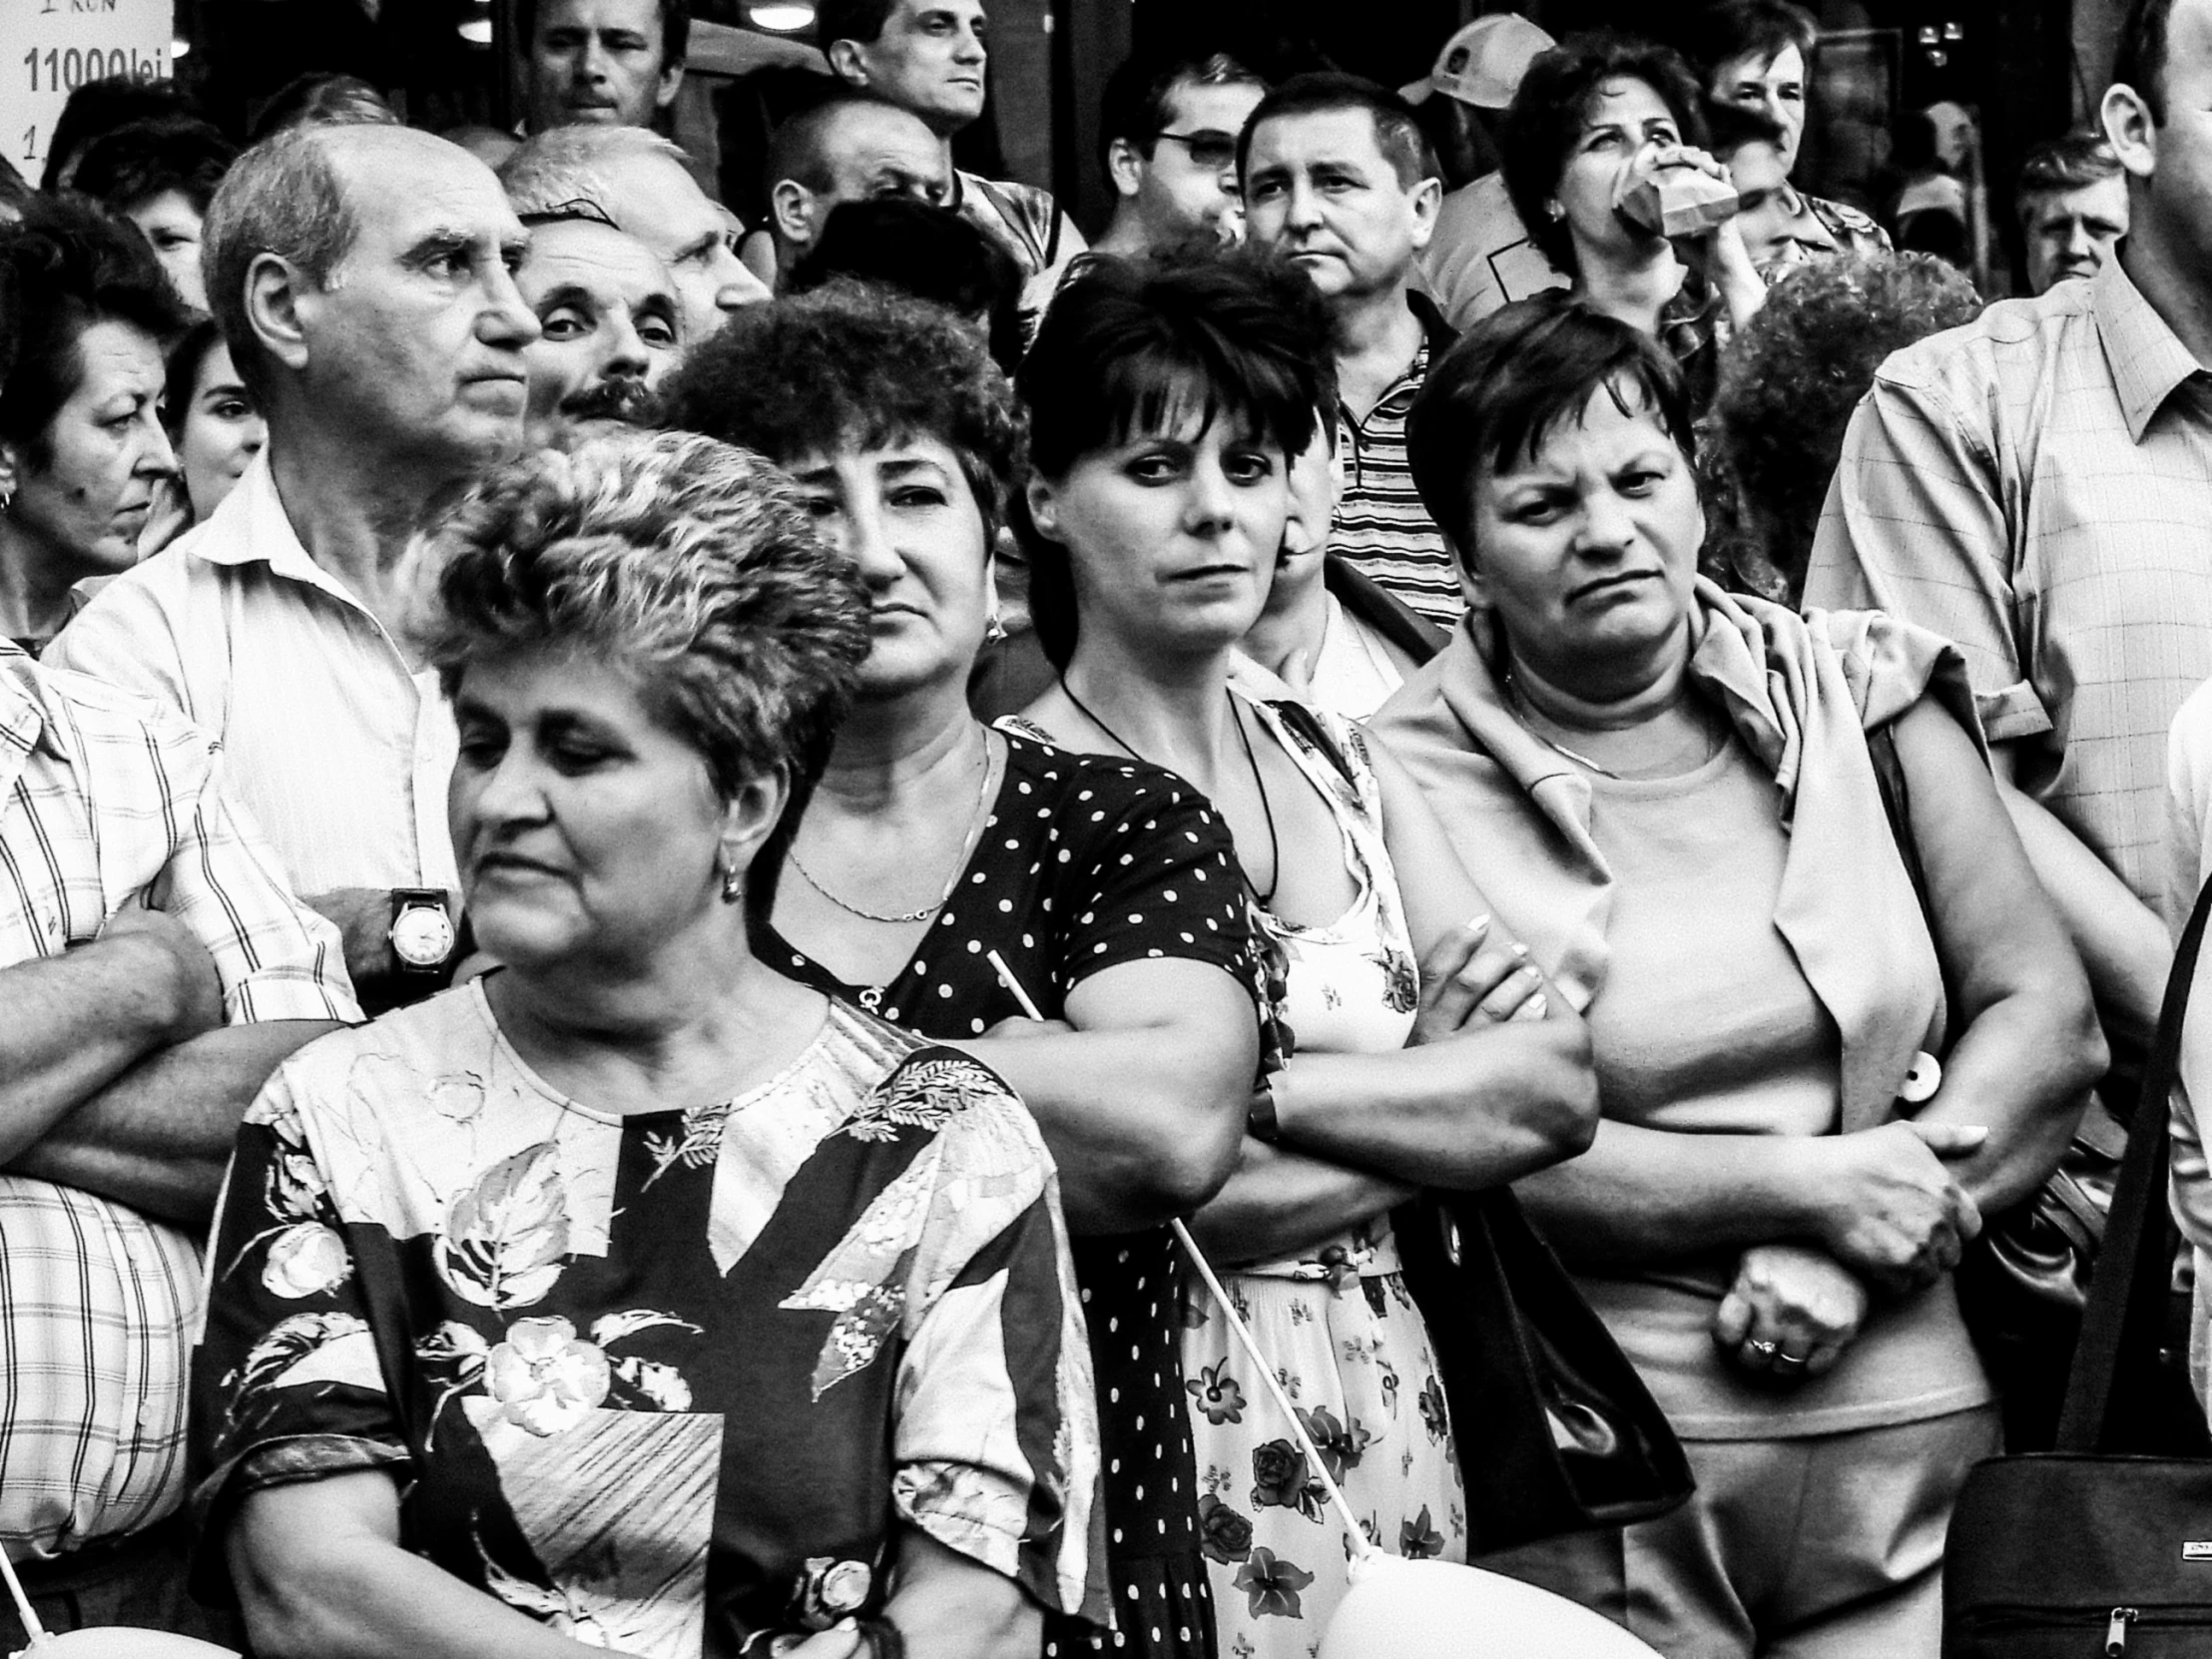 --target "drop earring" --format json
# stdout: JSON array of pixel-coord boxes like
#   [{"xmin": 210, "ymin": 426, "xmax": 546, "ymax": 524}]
[{"xmin": 719, "ymin": 858, "xmax": 744, "ymax": 903}]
